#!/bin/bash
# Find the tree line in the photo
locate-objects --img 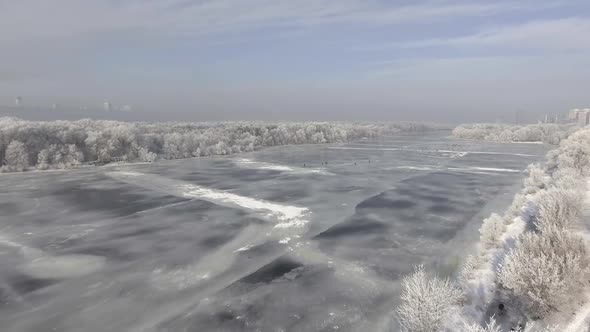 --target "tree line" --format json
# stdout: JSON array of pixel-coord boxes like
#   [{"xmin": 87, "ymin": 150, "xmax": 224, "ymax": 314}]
[
  {"xmin": 0, "ymin": 117, "xmax": 441, "ymax": 172},
  {"xmin": 397, "ymin": 124, "xmax": 590, "ymax": 331},
  {"xmin": 451, "ymin": 123, "xmax": 577, "ymax": 145}
]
